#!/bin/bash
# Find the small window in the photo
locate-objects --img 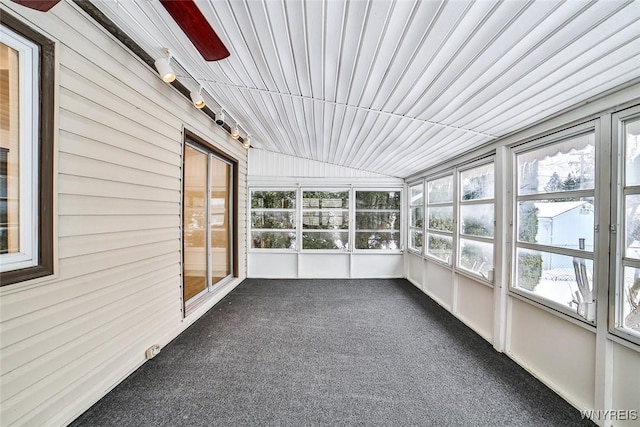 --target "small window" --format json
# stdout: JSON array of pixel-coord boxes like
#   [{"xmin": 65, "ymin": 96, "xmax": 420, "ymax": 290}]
[
  {"xmin": 513, "ymin": 131, "xmax": 596, "ymax": 322},
  {"xmin": 408, "ymin": 182, "xmax": 424, "ymax": 254},
  {"xmin": 354, "ymin": 190, "xmax": 401, "ymax": 250},
  {"xmin": 250, "ymin": 190, "xmax": 297, "ymax": 249},
  {"xmin": 0, "ymin": 15, "xmax": 54, "ymax": 286},
  {"xmin": 426, "ymin": 174, "xmax": 454, "ymax": 265},
  {"xmin": 458, "ymin": 163, "xmax": 495, "ymax": 280},
  {"xmin": 301, "ymin": 190, "xmax": 349, "ymax": 250}
]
